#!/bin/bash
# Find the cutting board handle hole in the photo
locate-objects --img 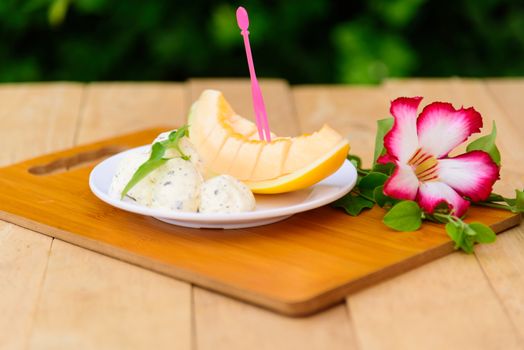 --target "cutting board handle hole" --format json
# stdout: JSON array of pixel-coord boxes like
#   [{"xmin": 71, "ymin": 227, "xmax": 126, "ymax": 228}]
[{"xmin": 28, "ymin": 146, "xmax": 128, "ymax": 175}]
